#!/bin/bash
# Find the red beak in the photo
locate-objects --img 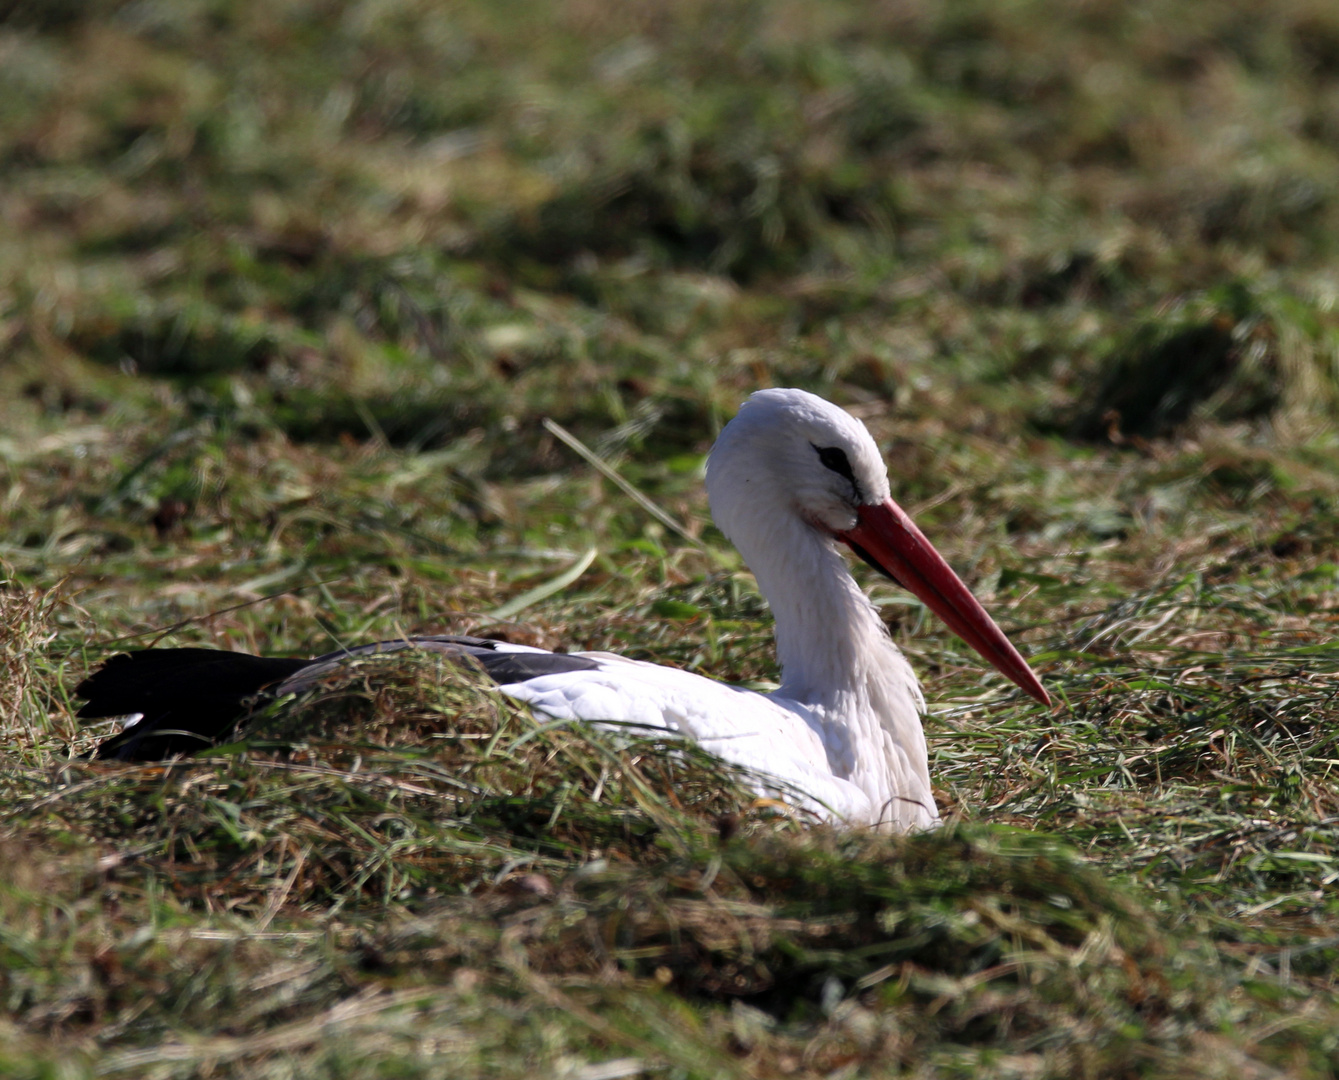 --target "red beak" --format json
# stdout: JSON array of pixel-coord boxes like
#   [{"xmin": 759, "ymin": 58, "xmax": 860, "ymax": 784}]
[{"xmin": 836, "ymin": 499, "xmax": 1051, "ymax": 706}]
